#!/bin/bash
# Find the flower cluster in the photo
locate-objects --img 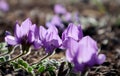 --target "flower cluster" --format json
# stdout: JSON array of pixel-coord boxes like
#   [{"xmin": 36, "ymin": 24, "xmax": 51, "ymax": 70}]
[
  {"xmin": 46, "ymin": 4, "xmax": 80, "ymax": 35},
  {"xmin": 5, "ymin": 18, "xmax": 61, "ymax": 53},
  {"xmin": 62, "ymin": 23, "xmax": 106, "ymax": 72},
  {"xmin": 5, "ymin": 18, "xmax": 106, "ymax": 72}
]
